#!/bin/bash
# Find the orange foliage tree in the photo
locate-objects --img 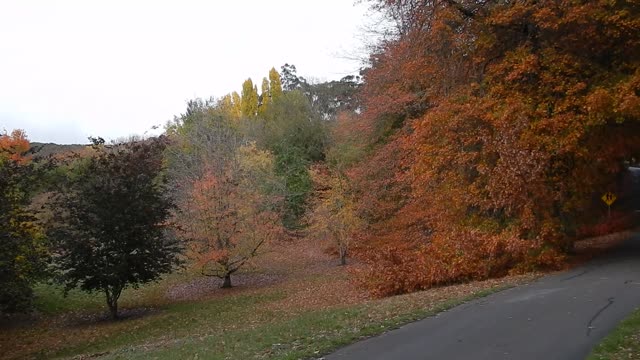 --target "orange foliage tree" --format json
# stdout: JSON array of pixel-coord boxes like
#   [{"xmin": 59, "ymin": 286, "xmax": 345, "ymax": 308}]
[
  {"xmin": 180, "ymin": 144, "xmax": 283, "ymax": 288},
  {"xmin": 168, "ymin": 109, "xmax": 284, "ymax": 288},
  {"xmin": 0, "ymin": 129, "xmax": 31, "ymax": 164},
  {"xmin": 352, "ymin": 0, "xmax": 640, "ymax": 296}
]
